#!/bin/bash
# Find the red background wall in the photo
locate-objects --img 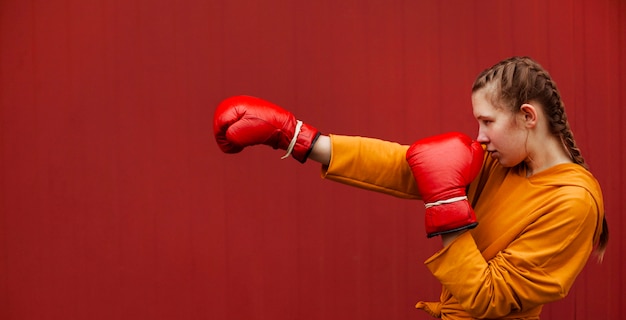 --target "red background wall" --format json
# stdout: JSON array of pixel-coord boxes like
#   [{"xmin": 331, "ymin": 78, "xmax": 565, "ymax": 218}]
[{"xmin": 1, "ymin": 0, "xmax": 624, "ymax": 319}]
